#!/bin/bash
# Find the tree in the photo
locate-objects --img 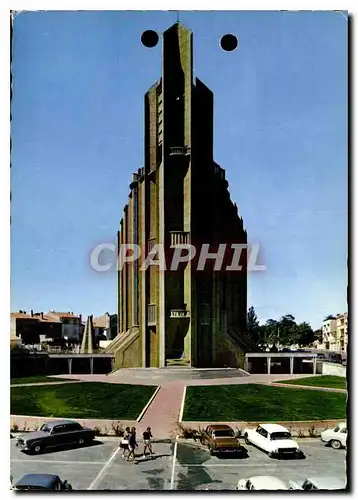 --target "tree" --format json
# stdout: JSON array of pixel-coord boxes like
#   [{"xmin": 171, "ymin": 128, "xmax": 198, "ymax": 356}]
[
  {"xmin": 324, "ymin": 314, "xmax": 336, "ymax": 321},
  {"xmin": 247, "ymin": 306, "xmax": 261, "ymax": 344},
  {"xmin": 279, "ymin": 314, "xmax": 297, "ymax": 345},
  {"xmin": 295, "ymin": 322, "xmax": 315, "ymax": 347},
  {"xmin": 314, "ymin": 328, "xmax": 323, "ymax": 343},
  {"xmin": 261, "ymin": 318, "xmax": 279, "ymax": 346}
]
